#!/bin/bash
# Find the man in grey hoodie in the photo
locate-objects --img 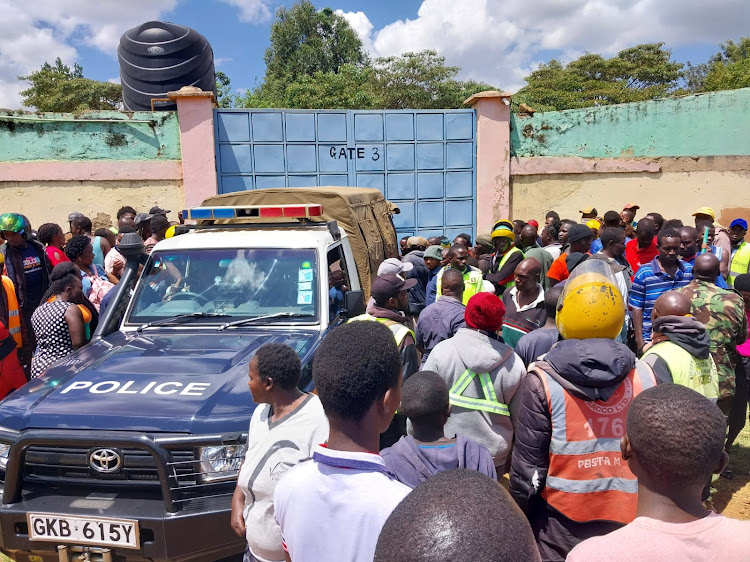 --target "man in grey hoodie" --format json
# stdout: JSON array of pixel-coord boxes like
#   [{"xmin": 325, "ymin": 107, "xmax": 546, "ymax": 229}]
[{"xmin": 423, "ymin": 292, "xmax": 526, "ymax": 472}]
